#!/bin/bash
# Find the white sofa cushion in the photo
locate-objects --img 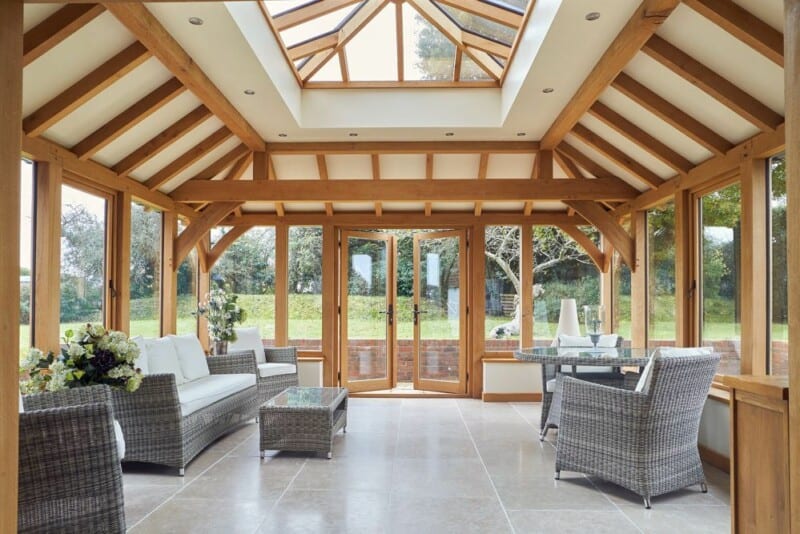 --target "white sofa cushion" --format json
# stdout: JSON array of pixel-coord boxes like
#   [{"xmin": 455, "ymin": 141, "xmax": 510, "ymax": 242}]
[
  {"xmin": 130, "ymin": 336, "xmax": 149, "ymax": 375},
  {"xmin": 258, "ymin": 362, "xmax": 297, "ymax": 378},
  {"xmin": 229, "ymin": 327, "xmax": 265, "ymax": 364},
  {"xmin": 113, "ymin": 420, "xmax": 126, "ymax": 459},
  {"xmin": 177, "ymin": 374, "xmax": 256, "ymax": 417},
  {"xmin": 169, "ymin": 334, "xmax": 210, "ymax": 381},
  {"xmin": 145, "ymin": 337, "xmax": 186, "ymax": 385},
  {"xmin": 545, "ymin": 378, "xmax": 557, "ymax": 393},
  {"xmin": 658, "ymin": 346, "xmax": 714, "ymax": 357}
]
